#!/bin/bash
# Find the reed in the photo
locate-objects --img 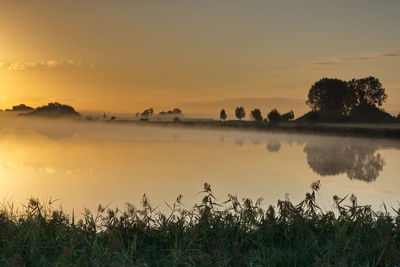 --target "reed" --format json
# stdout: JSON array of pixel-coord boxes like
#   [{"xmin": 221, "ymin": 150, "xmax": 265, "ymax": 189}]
[{"xmin": 0, "ymin": 181, "xmax": 399, "ymax": 266}]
